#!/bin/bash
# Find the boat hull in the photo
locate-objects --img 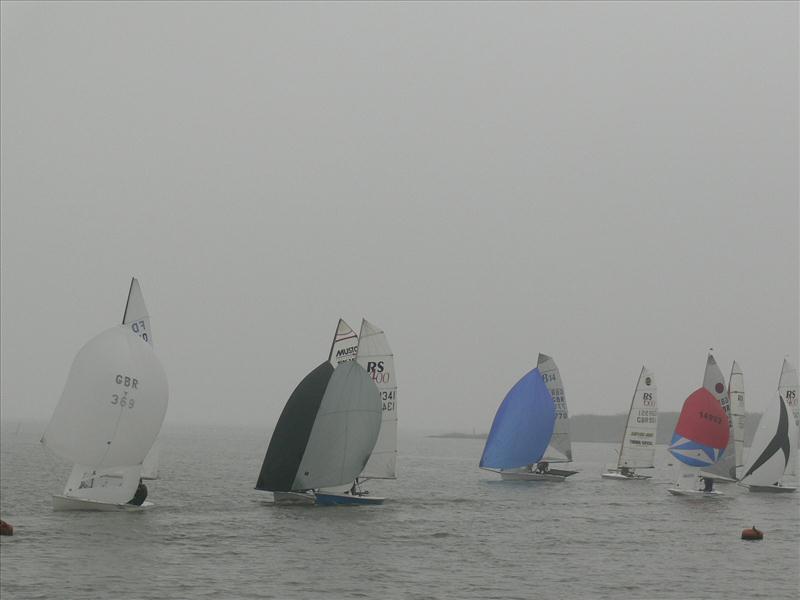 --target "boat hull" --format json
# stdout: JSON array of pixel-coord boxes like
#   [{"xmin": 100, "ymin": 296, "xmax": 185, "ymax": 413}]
[
  {"xmin": 601, "ymin": 471, "xmax": 651, "ymax": 480},
  {"xmin": 547, "ymin": 468, "xmax": 578, "ymax": 477},
  {"xmin": 52, "ymin": 495, "xmax": 155, "ymax": 512},
  {"xmin": 667, "ymin": 488, "xmax": 724, "ymax": 497},
  {"xmin": 272, "ymin": 491, "xmax": 316, "ymax": 505},
  {"xmin": 499, "ymin": 471, "xmax": 565, "ymax": 482},
  {"xmin": 313, "ymin": 492, "xmax": 385, "ymax": 506},
  {"xmin": 746, "ymin": 484, "xmax": 797, "ymax": 493}
]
